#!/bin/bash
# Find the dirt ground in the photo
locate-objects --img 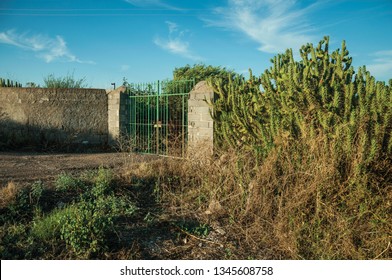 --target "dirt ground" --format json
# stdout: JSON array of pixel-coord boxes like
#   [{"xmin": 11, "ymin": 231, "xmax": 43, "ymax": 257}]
[{"xmin": 0, "ymin": 152, "xmax": 150, "ymax": 186}]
